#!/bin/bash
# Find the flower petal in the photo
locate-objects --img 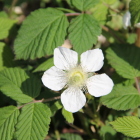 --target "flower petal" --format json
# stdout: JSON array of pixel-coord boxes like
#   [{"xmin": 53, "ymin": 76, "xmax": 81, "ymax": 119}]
[
  {"xmin": 54, "ymin": 47, "xmax": 78, "ymax": 70},
  {"xmin": 86, "ymin": 74, "xmax": 114, "ymax": 97},
  {"xmin": 123, "ymin": 11, "xmax": 131, "ymax": 29},
  {"xmin": 80, "ymin": 49, "xmax": 104, "ymax": 72},
  {"xmin": 42, "ymin": 66, "xmax": 67, "ymax": 91},
  {"xmin": 61, "ymin": 87, "xmax": 86, "ymax": 113}
]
